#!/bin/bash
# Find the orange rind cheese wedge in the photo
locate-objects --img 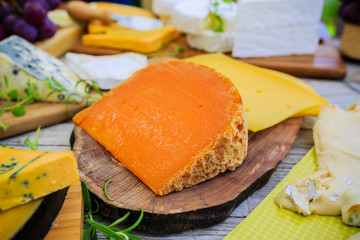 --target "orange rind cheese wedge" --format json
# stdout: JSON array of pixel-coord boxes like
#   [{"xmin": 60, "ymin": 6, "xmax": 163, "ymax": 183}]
[{"xmin": 73, "ymin": 60, "xmax": 248, "ymax": 196}]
